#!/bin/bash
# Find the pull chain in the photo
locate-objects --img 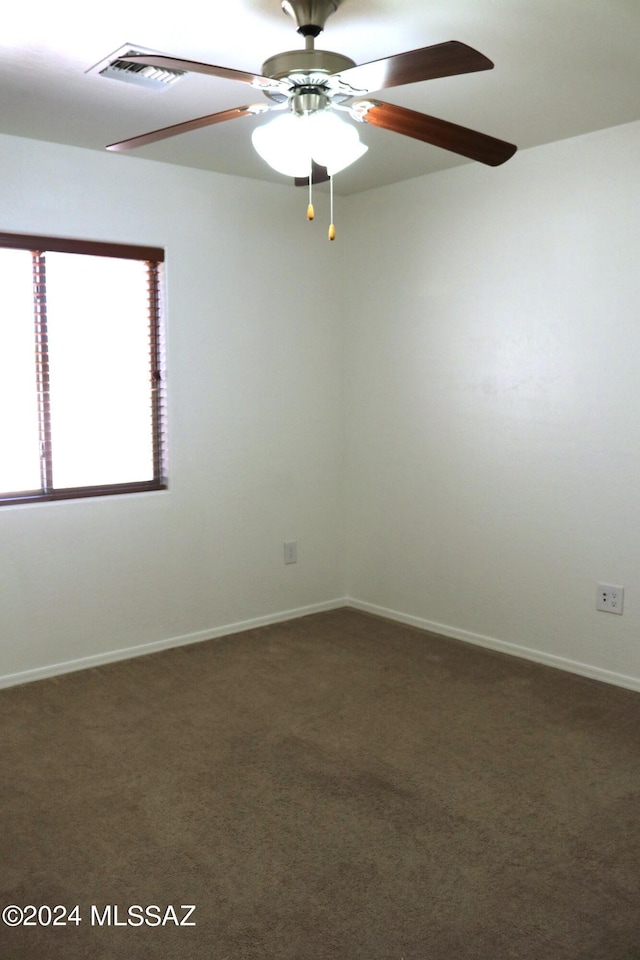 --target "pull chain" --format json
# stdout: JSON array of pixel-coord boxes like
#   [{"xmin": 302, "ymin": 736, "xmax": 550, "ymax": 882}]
[
  {"xmin": 307, "ymin": 159, "xmax": 315, "ymax": 221},
  {"xmin": 328, "ymin": 174, "xmax": 336, "ymax": 241}
]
